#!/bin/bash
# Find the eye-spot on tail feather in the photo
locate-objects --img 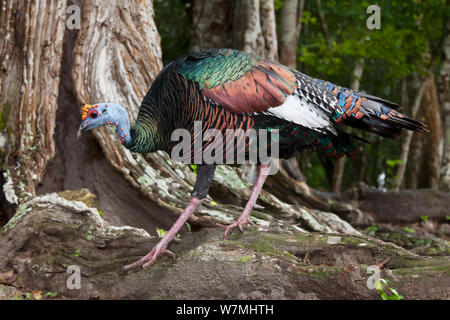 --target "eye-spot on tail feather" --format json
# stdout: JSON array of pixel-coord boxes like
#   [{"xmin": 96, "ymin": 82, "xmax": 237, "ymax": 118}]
[{"xmin": 314, "ymin": 80, "xmax": 429, "ymax": 138}]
